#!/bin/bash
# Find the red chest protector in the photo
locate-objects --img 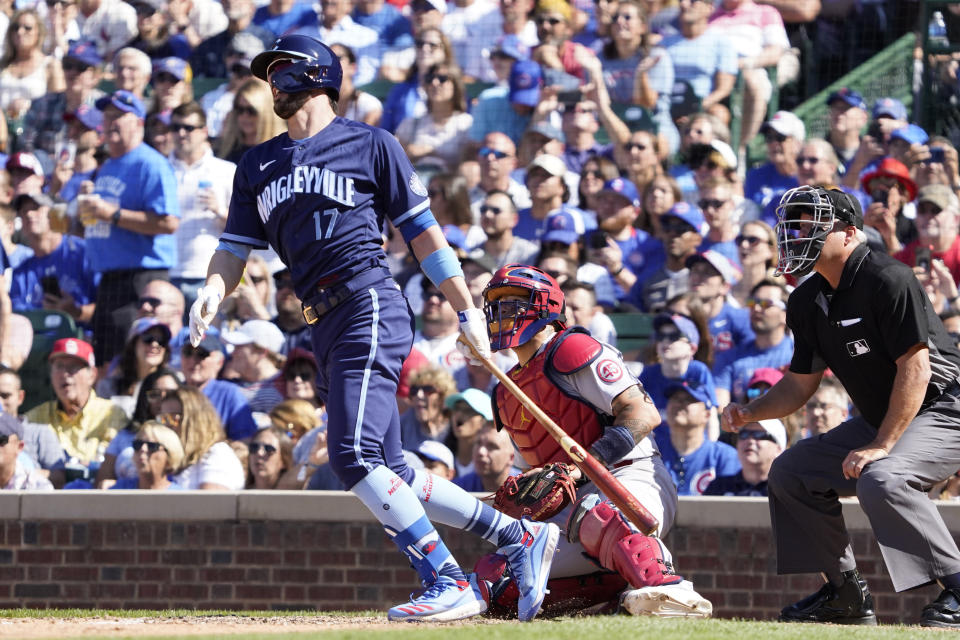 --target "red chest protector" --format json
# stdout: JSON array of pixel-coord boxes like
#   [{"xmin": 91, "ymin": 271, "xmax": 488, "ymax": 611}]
[{"xmin": 495, "ymin": 327, "xmax": 607, "ymax": 467}]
